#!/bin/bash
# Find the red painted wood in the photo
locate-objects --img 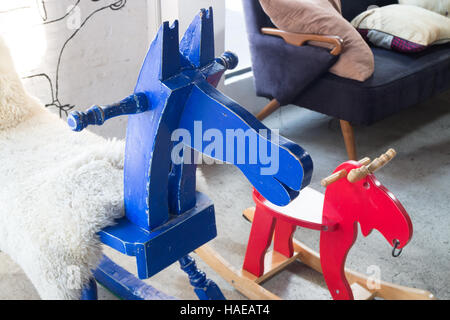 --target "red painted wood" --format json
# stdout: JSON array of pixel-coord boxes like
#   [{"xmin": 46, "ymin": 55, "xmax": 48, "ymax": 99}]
[
  {"xmin": 244, "ymin": 160, "xmax": 413, "ymax": 300},
  {"xmin": 252, "ymin": 190, "xmax": 338, "ymax": 231},
  {"xmin": 320, "ymin": 221, "xmax": 357, "ymax": 299},
  {"xmin": 319, "ymin": 161, "xmax": 413, "ymax": 300},
  {"xmin": 273, "ymin": 219, "xmax": 296, "ymax": 258},
  {"xmin": 242, "ymin": 207, "xmax": 276, "ymax": 277}
]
